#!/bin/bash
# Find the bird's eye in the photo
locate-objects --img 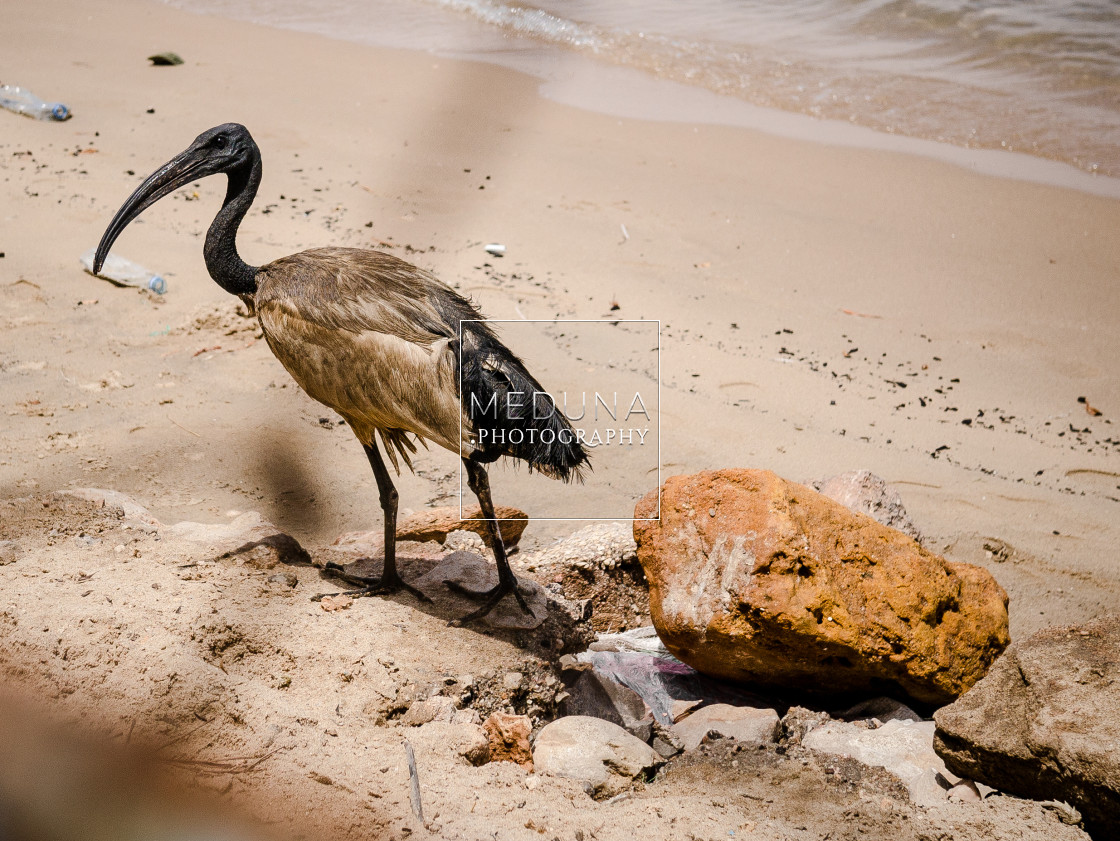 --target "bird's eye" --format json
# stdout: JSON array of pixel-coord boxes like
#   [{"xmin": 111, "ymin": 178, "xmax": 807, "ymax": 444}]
[{"xmin": 214, "ymin": 134, "xmax": 228, "ymax": 149}]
